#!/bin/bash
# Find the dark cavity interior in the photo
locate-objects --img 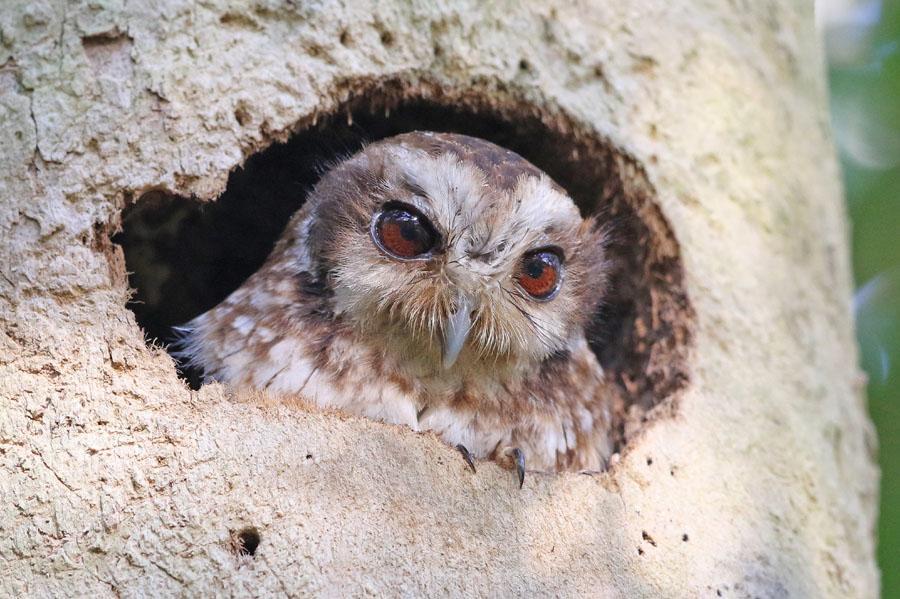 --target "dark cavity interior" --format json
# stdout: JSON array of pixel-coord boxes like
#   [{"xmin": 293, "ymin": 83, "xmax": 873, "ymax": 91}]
[{"xmin": 113, "ymin": 91, "xmax": 693, "ymax": 447}]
